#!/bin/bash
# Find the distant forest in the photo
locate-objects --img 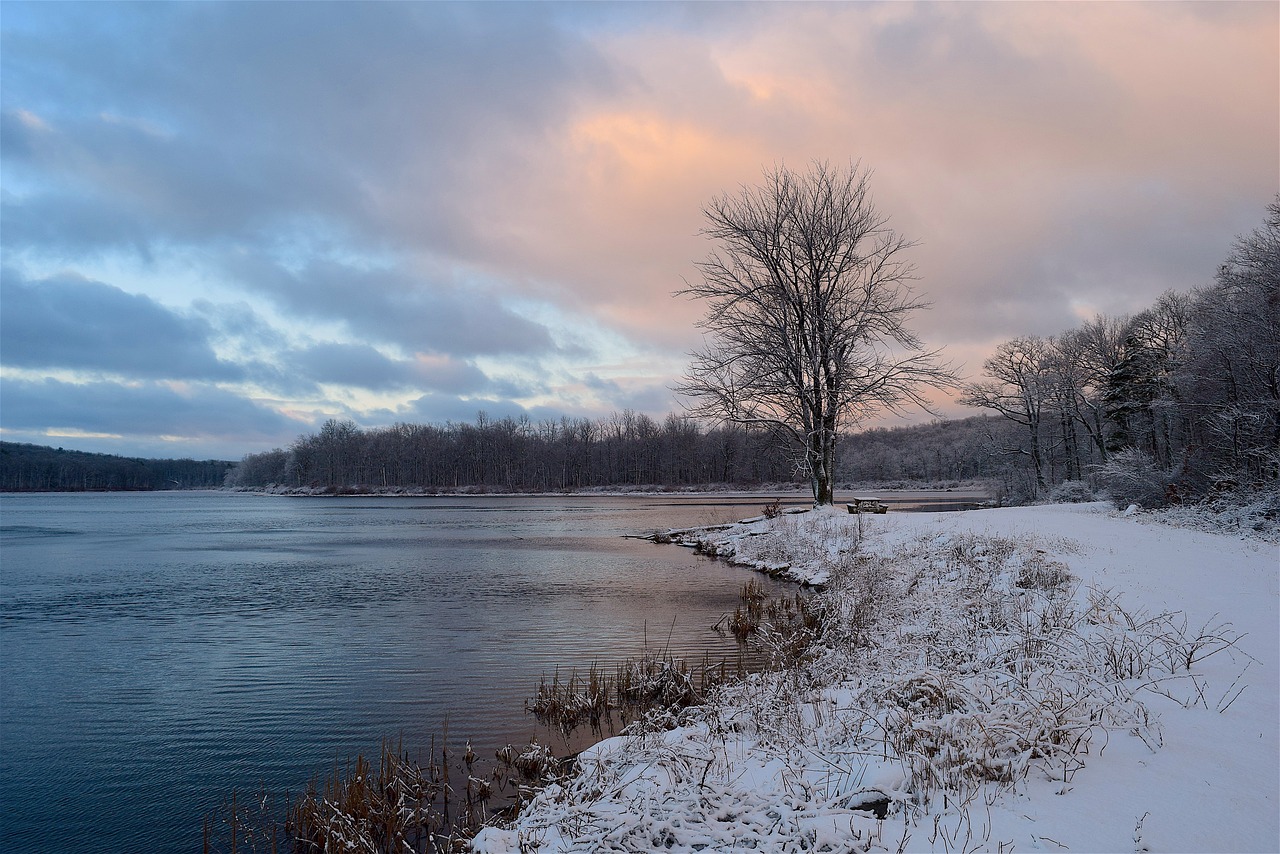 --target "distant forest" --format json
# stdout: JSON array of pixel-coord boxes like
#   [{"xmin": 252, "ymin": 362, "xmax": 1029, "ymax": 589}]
[
  {"xmin": 0, "ymin": 442, "xmax": 234, "ymax": 492},
  {"xmin": 225, "ymin": 411, "xmax": 1018, "ymax": 494},
  {"xmin": 230, "ymin": 414, "xmax": 807, "ymax": 492}
]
